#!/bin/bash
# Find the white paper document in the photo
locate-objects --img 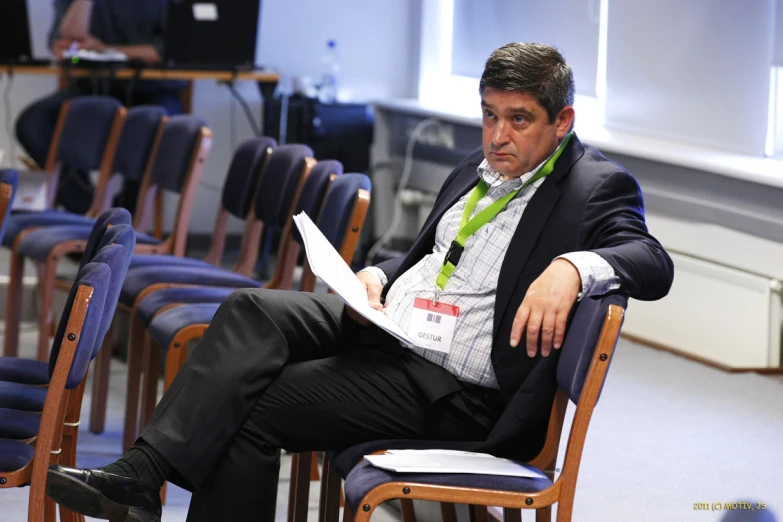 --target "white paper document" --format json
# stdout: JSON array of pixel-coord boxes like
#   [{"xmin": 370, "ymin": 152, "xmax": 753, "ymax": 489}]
[
  {"xmin": 364, "ymin": 450, "xmax": 547, "ymax": 479},
  {"xmin": 293, "ymin": 212, "xmax": 415, "ymax": 346},
  {"xmin": 12, "ymin": 171, "xmax": 49, "ymax": 211}
]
